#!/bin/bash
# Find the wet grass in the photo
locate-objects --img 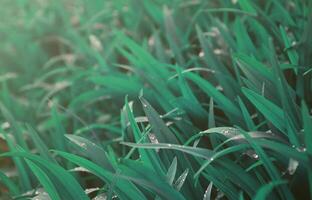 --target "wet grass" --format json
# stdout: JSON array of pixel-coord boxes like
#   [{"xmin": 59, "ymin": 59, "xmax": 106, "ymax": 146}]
[{"xmin": 0, "ymin": 0, "xmax": 311, "ymax": 199}]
